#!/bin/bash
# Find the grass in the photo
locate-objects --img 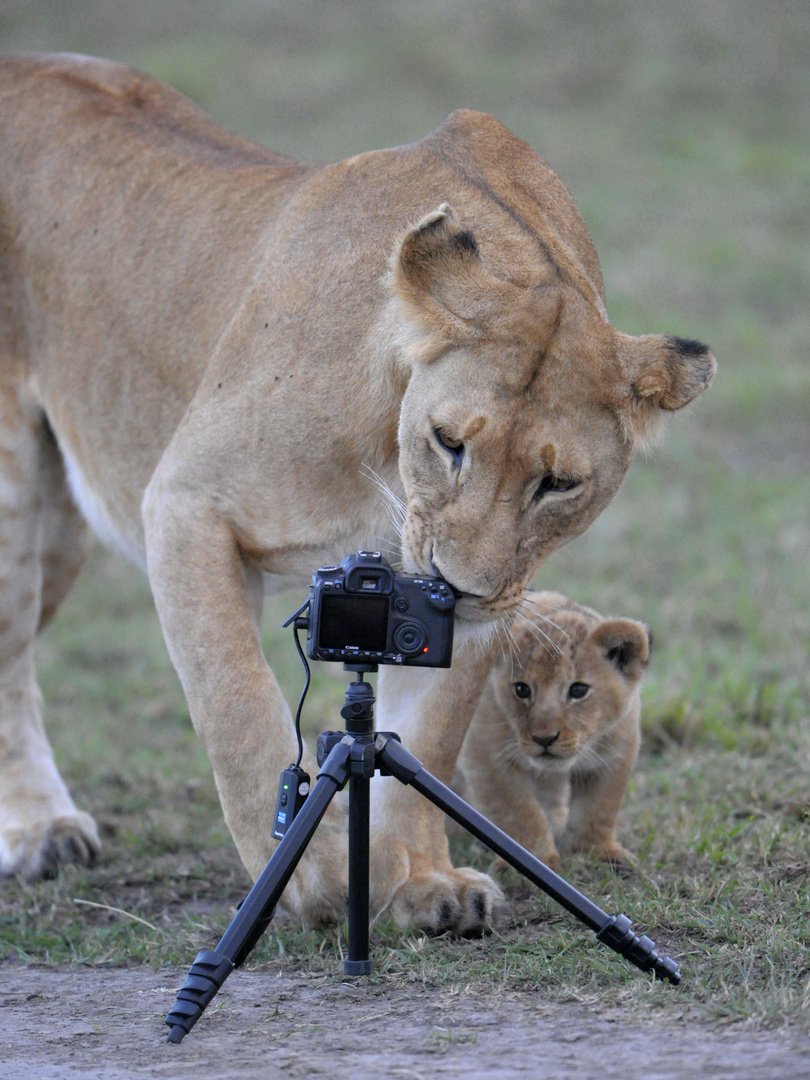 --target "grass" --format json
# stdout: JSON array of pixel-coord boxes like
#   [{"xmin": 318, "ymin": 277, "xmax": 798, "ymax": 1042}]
[{"xmin": 1, "ymin": 0, "xmax": 808, "ymax": 1036}]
